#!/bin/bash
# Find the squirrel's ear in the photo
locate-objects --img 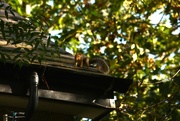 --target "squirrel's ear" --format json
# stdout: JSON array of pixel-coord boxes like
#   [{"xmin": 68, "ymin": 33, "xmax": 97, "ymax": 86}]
[{"xmin": 74, "ymin": 53, "xmax": 78, "ymax": 56}]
